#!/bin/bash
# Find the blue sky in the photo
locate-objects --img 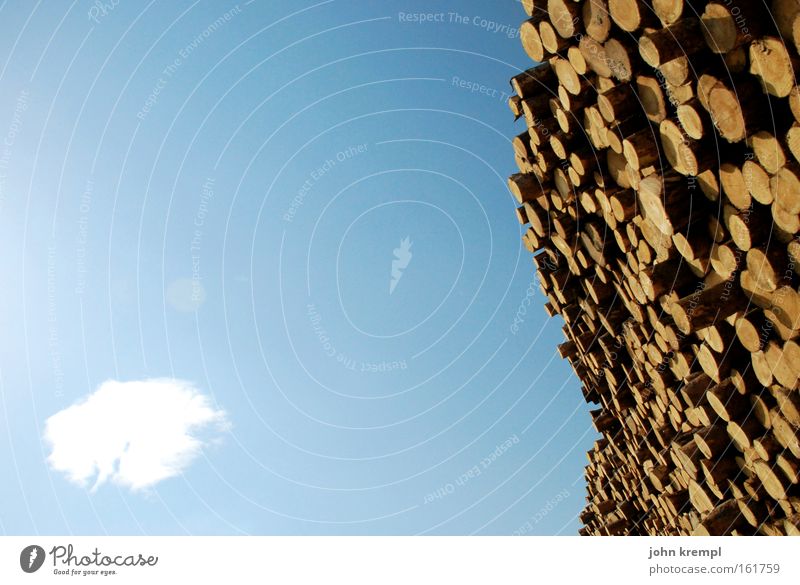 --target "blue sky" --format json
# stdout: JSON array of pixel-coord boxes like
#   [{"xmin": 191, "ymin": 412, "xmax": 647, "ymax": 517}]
[{"xmin": 0, "ymin": 0, "xmax": 597, "ymax": 535}]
